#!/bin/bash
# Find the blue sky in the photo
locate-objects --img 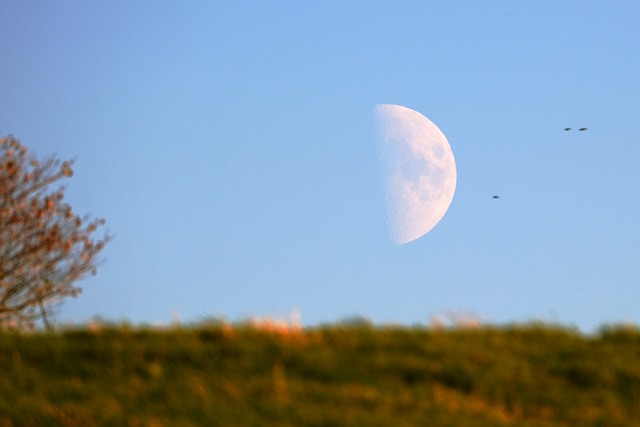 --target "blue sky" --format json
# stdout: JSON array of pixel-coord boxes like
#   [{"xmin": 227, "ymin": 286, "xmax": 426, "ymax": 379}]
[{"xmin": 2, "ymin": 2, "xmax": 639, "ymax": 331}]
